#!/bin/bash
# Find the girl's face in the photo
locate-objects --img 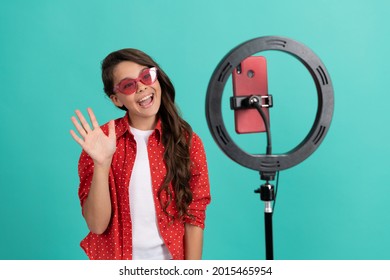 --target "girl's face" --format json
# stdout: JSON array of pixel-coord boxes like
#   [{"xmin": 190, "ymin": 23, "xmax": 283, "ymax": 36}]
[{"xmin": 110, "ymin": 61, "xmax": 162, "ymax": 130}]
